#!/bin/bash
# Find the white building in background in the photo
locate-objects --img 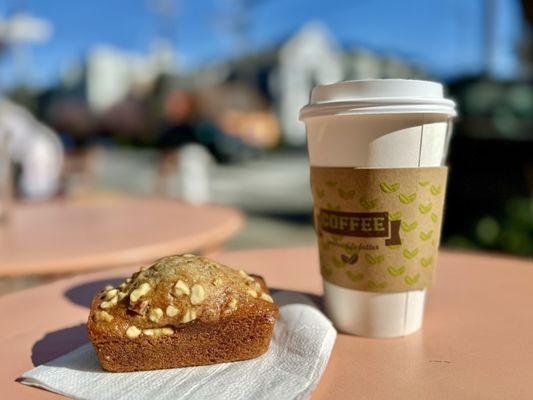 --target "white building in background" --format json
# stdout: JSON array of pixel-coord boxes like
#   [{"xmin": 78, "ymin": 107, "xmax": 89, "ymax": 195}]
[
  {"xmin": 86, "ymin": 47, "xmax": 131, "ymax": 113},
  {"xmin": 86, "ymin": 40, "xmax": 177, "ymax": 113},
  {"xmin": 278, "ymin": 23, "xmax": 343, "ymax": 146}
]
